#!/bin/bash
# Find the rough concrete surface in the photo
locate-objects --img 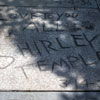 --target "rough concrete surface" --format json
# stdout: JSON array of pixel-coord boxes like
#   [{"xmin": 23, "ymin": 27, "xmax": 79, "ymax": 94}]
[
  {"xmin": 0, "ymin": 0, "xmax": 100, "ymax": 91},
  {"xmin": 0, "ymin": 92, "xmax": 100, "ymax": 100}
]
